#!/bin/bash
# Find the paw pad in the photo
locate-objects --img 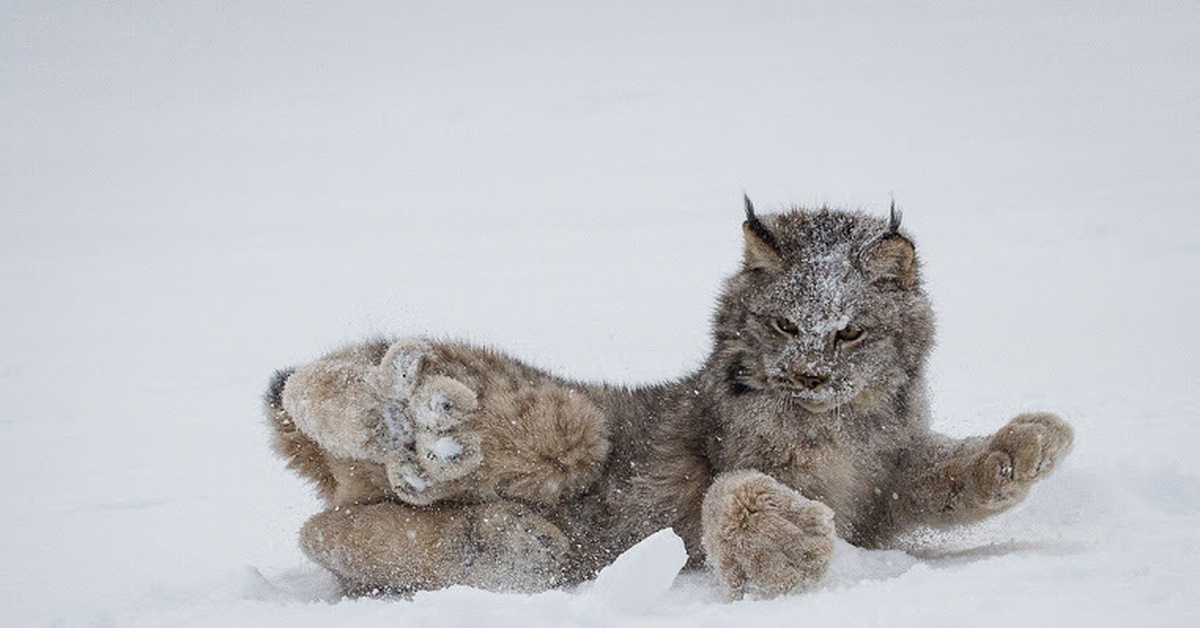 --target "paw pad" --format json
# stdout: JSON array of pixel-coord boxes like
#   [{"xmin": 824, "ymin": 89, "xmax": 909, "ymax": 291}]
[{"xmin": 429, "ymin": 436, "xmax": 464, "ymax": 462}]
